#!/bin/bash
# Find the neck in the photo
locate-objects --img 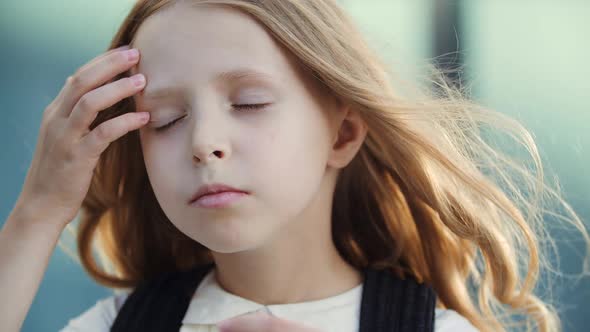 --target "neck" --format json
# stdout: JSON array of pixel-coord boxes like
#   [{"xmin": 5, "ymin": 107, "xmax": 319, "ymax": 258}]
[
  {"xmin": 212, "ymin": 237, "xmax": 362, "ymax": 305},
  {"xmin": 210, "ymin": 173, "xmax": 363, "ymax": 305}
]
